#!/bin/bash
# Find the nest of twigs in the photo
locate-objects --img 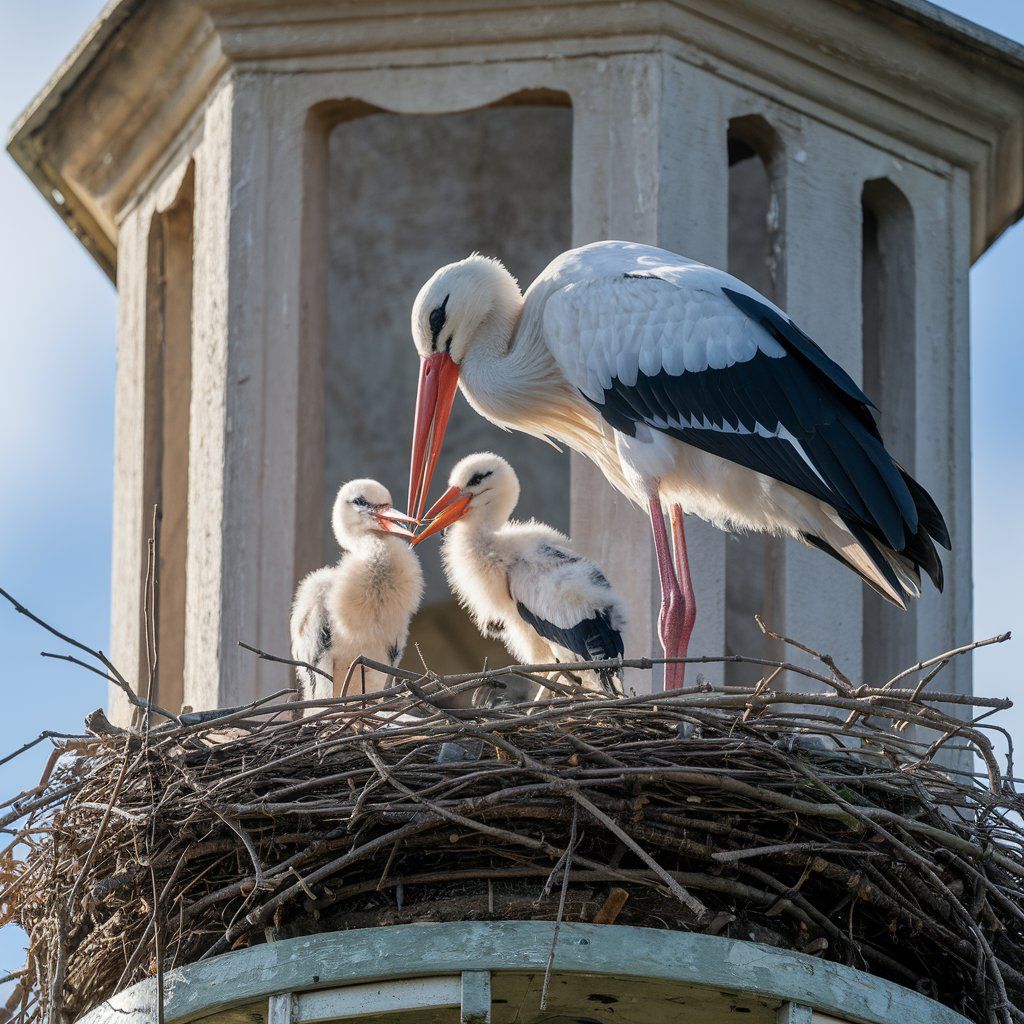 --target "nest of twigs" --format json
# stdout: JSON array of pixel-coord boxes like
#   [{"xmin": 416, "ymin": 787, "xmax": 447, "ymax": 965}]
[{"xmin": 0, "ymin": 620, "xmax": 1022, "ymax": 1024}]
